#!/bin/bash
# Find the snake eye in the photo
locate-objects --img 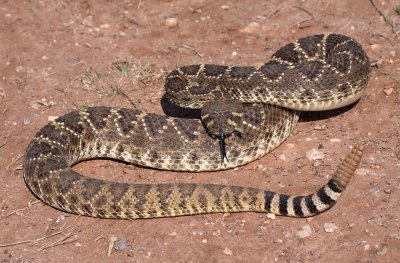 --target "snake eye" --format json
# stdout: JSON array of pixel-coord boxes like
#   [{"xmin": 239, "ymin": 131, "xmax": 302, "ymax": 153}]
[{"xmin": 165, "ymin": 76, "xmax": 188, "ymax": 95}]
